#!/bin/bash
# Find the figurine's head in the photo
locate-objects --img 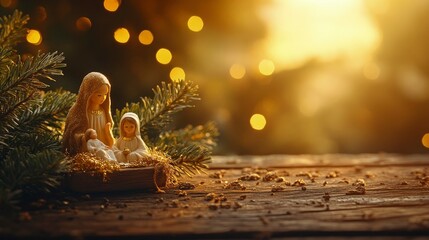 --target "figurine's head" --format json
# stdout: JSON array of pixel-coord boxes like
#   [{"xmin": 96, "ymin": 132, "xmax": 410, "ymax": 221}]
[
  {"xmin": 122, "ymin": 118, "xmax": 136, "ymax": 137},
  {"xmin": 85, "ymin": 128, "xmax": 97, "ymax": 141},
  {"xmin": 119, "ymin": 112, "xmax": 141, "ymax": 138},
  {"xmin": 77, "ymin": 72, "xmax": 112, "ymax": 116}
]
